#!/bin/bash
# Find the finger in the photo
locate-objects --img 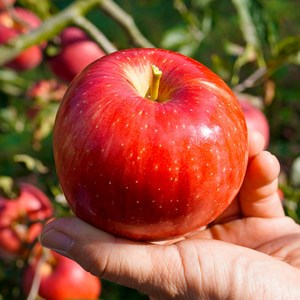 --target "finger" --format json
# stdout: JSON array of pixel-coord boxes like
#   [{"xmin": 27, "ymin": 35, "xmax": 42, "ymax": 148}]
[
  {"xmin": 248, "ymin": 130, "xmax": 265, "ymax": 158},
  {"xmin": 40, "ymin": 217, "xmax": 185, "ymax": 299},
  {"xmin": 239, "ymin": 150, "xmax": 284, "ymax": 218}
]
